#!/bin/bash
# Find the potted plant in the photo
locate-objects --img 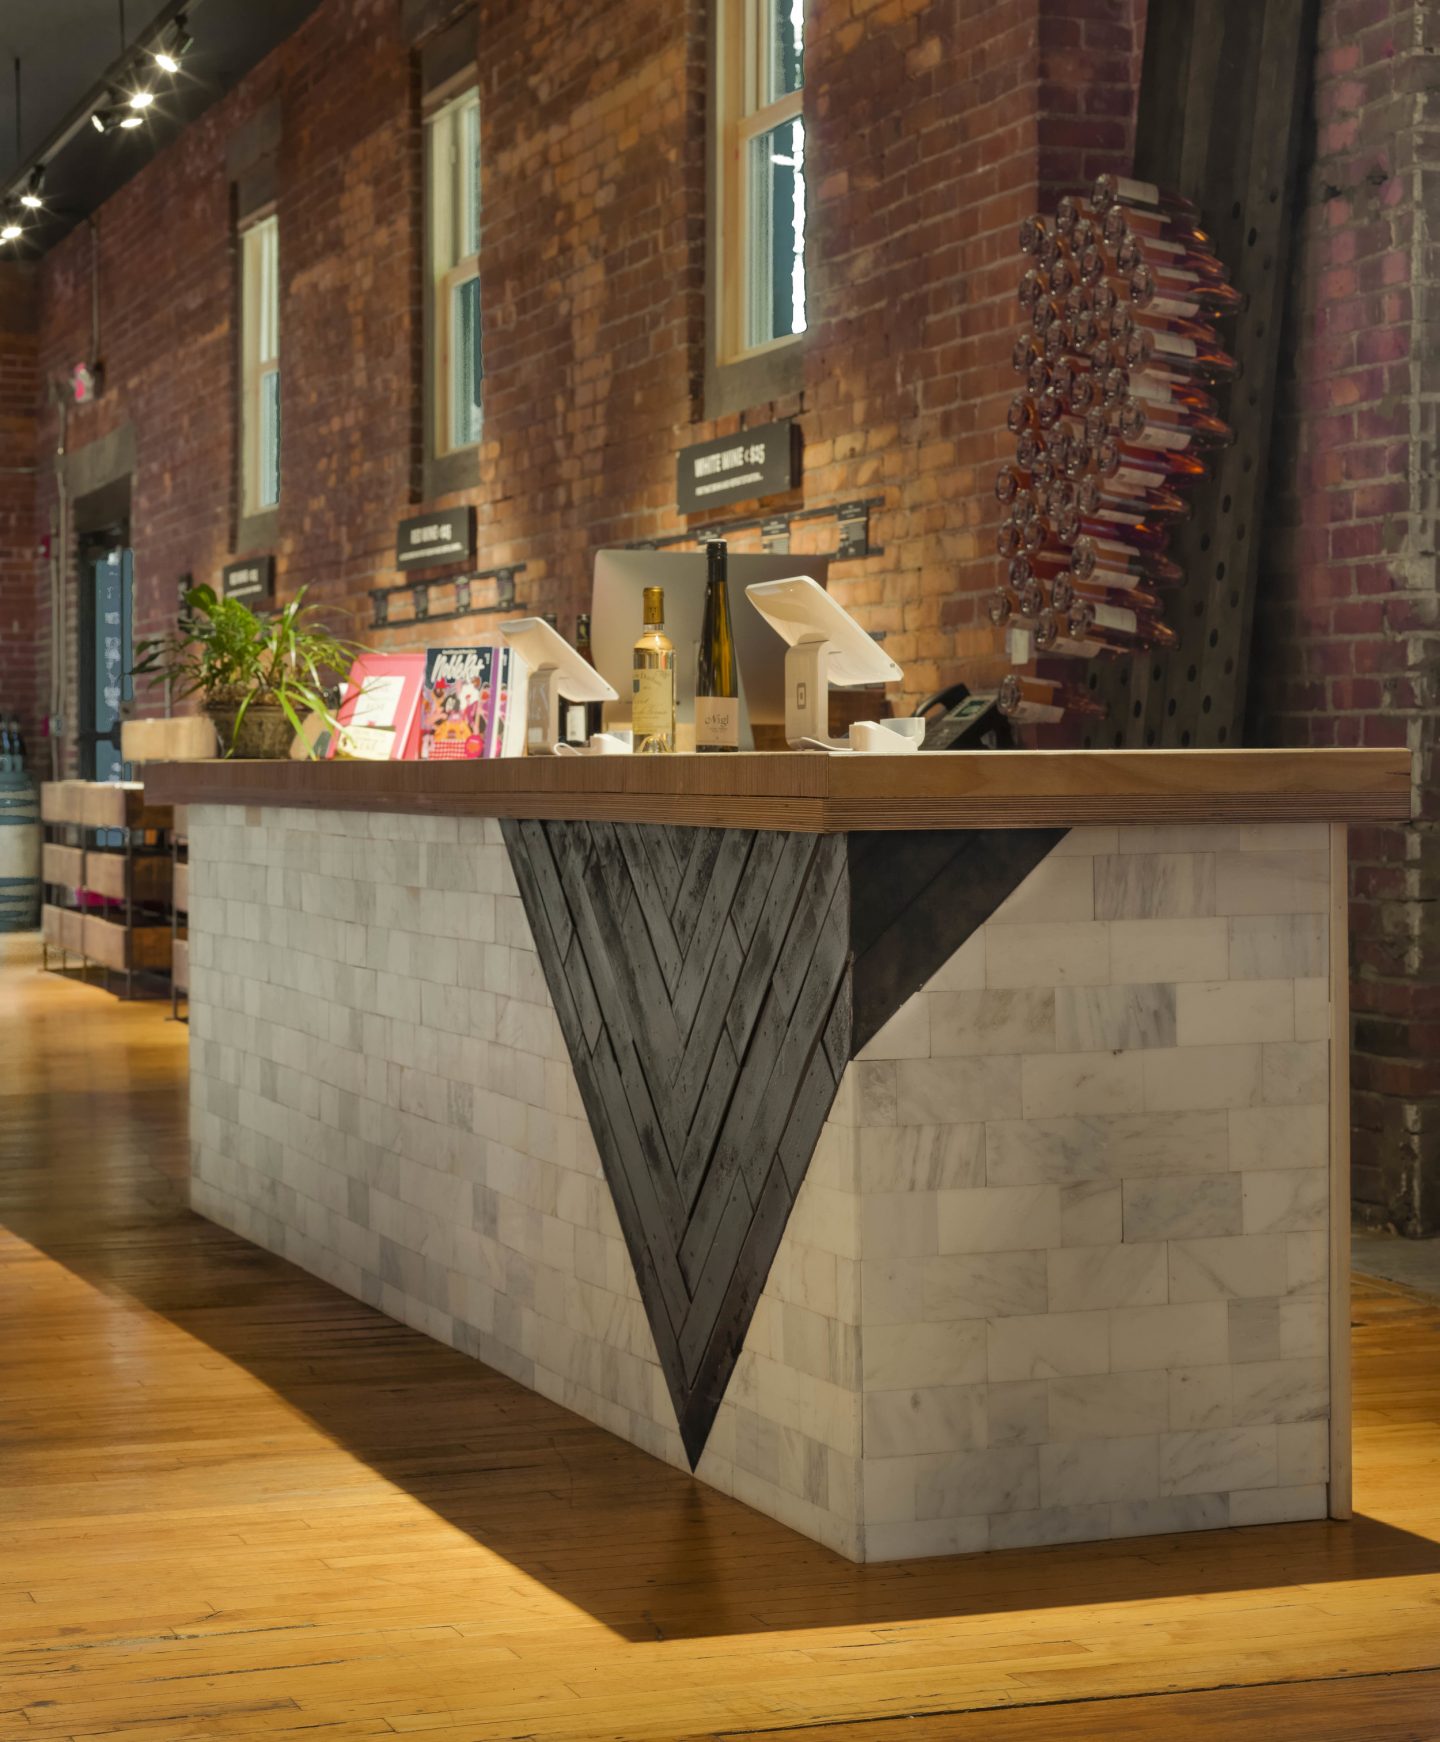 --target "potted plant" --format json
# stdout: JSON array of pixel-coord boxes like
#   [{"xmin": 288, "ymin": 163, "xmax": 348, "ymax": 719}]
[{"xmin": 133, "ymin": 584, "xmax": 358, "ymax": 759}]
